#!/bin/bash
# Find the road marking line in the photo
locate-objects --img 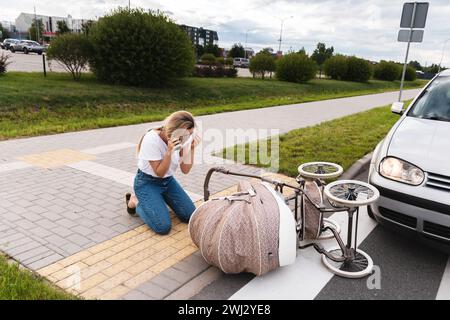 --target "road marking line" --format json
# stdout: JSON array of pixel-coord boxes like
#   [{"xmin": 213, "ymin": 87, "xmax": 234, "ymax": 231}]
[
  {"xmin": 436, "ymin": 257, "xmax": 450, "ymax": 300},
  {"xmin": 230, "ymin": 207, "xmax": 377, "ymax": 300},
  {"xmin": 81, "ymin": 142, "xmax": 136, "ymax": 155},
  {"xmin": 67, "ymin": 161, "xmax": 202, "ymax": 202}
]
